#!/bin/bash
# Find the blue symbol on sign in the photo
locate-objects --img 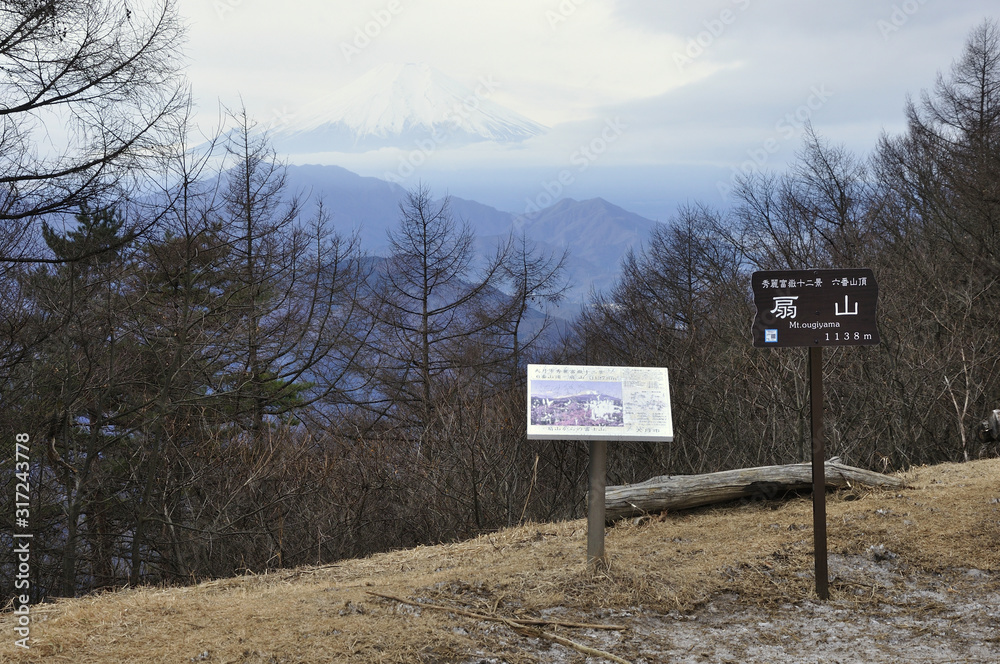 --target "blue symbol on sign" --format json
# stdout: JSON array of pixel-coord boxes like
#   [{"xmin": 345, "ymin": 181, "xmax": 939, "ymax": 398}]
[{"xmin": 765, "ymin": 329, "xmax": 778, "ymax": 343}]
